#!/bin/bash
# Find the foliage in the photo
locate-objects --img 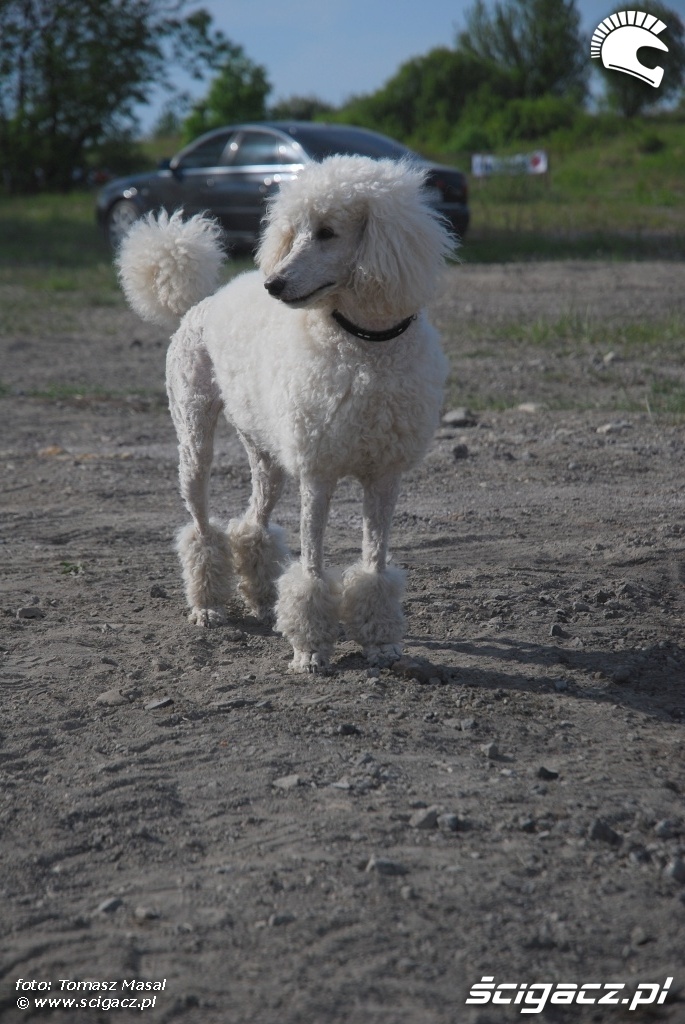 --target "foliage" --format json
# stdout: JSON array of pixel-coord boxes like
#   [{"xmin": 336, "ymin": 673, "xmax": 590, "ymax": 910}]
[
  {"xmin": 269, "ymin": 95, "xmax": 334, "ymax": 121},
  {"xmin": 0, "ymin": 0, "xmax": 229, "ymax": 191},
  {"xmin": 182, "ymin": 44, "xmax": 271, "ymax": 139},
  {"xmin": 595, "ymin": 3, "xmax": 685, "ymax": 117},
  {"xmin": 458, "ymin": 0, "xmax": 588, "ymax": 101}
]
